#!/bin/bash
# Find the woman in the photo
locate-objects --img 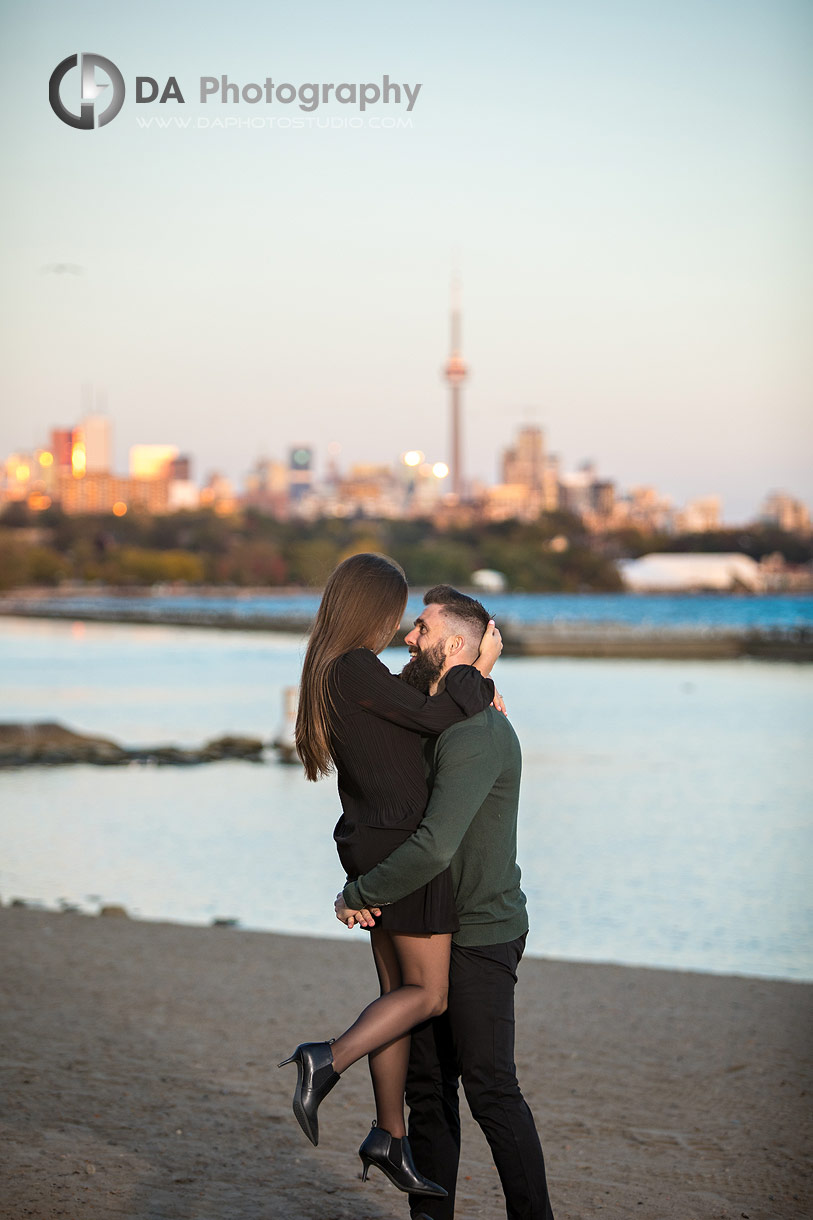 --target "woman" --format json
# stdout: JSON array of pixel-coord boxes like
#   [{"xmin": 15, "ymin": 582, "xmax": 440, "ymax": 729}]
[{"xmin": 280, "ymin": 552, "xmax": 501, "ymax": 1197}]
